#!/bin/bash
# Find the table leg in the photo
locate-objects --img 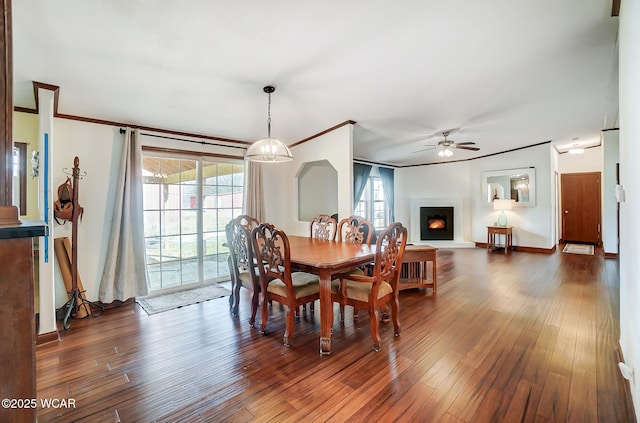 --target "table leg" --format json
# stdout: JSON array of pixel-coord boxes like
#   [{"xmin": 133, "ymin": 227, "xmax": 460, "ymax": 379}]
[
  {"xmin": 319, "ymin": 269, "xmax": 333, "ymax": 355},
  {"xmin": 432, "ymin": 253, "xmax": 437, "ymax": 293}
]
